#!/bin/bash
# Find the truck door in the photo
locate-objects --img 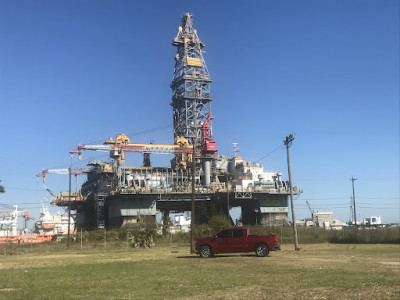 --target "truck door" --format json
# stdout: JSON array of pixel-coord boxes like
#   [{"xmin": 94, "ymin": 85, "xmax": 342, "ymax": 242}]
[
  {"xmin": 231, "ymin": 229, "xmax": 247, "ymax": 252},
  {"xmin": 214, "ymin": 229, "xmax": 234, "ymax": 253}
]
